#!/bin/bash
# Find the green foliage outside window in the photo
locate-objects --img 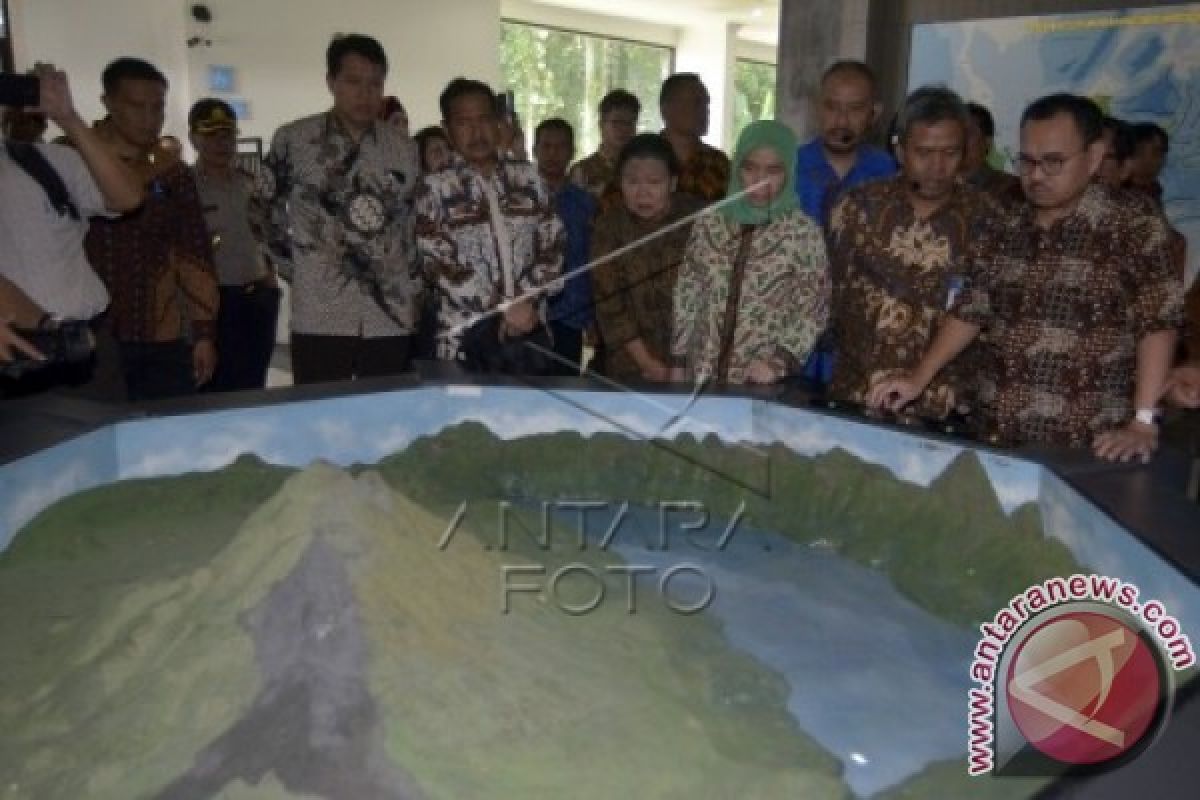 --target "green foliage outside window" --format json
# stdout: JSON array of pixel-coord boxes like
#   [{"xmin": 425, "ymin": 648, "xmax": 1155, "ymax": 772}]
[
  {"xmin": 733, "ymin": 59, "xmax": 777, "ymax": 144},
  {"xmin": 501, "ymin": 20, "xmax": 673, "ymax": 158}
]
